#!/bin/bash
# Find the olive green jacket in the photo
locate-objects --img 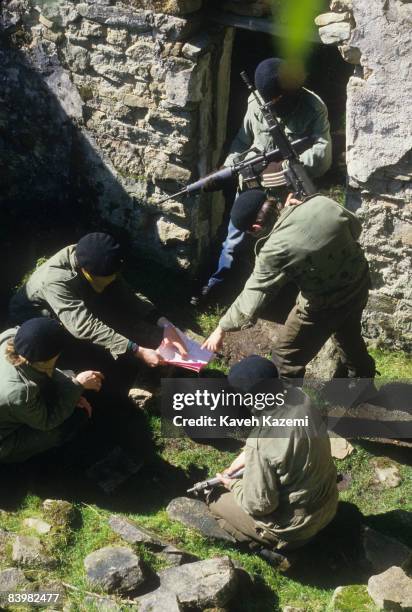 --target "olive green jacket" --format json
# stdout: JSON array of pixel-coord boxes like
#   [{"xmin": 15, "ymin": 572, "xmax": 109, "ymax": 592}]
[
  {"xmin": 228, "ymin": 386, "xmax": 338, "ymax": 542},
  {"xmin": 220, "ymin": 195, "xmax": 370, "ymax": 331},
  {"xmin": 224, "ymin": 89, "xmax": 332, "ymax": 178},
  {"xmin": 21, "ymin": 246, "xmax": 159, "ymax": 358},
  {"xmin": 0, "ymin": 329, "xmax": 83, "ymax": 445}
]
